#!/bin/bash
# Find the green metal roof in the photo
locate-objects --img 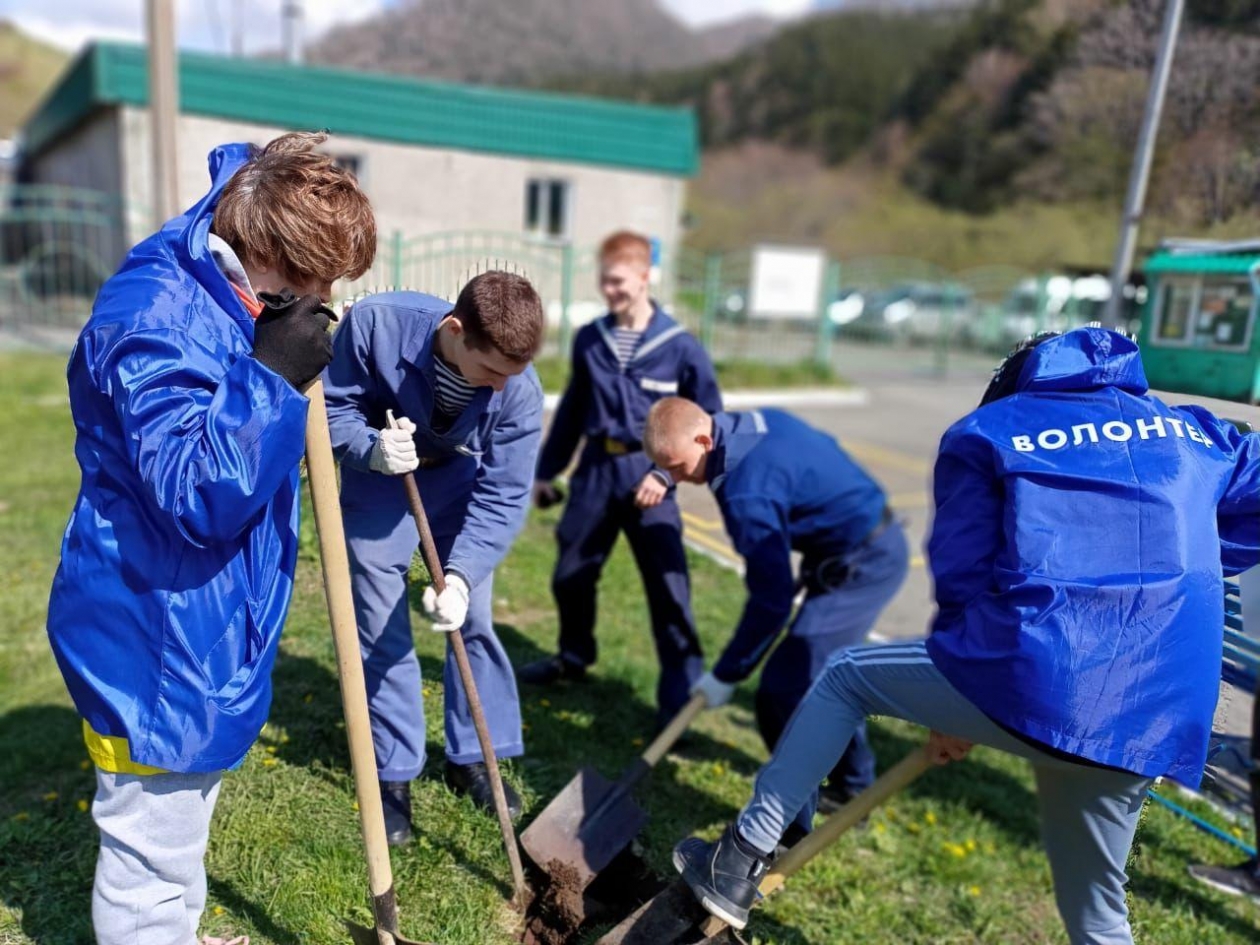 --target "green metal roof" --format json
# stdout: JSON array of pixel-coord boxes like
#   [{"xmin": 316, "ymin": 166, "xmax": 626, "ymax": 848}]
[
  {"xmin": 1144, "ymin": 240, "xmax": 1260, "ymax": 276},
  {"xmin": 23, "ymin": 42, "xmax": 699, "ymax": 177}
]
